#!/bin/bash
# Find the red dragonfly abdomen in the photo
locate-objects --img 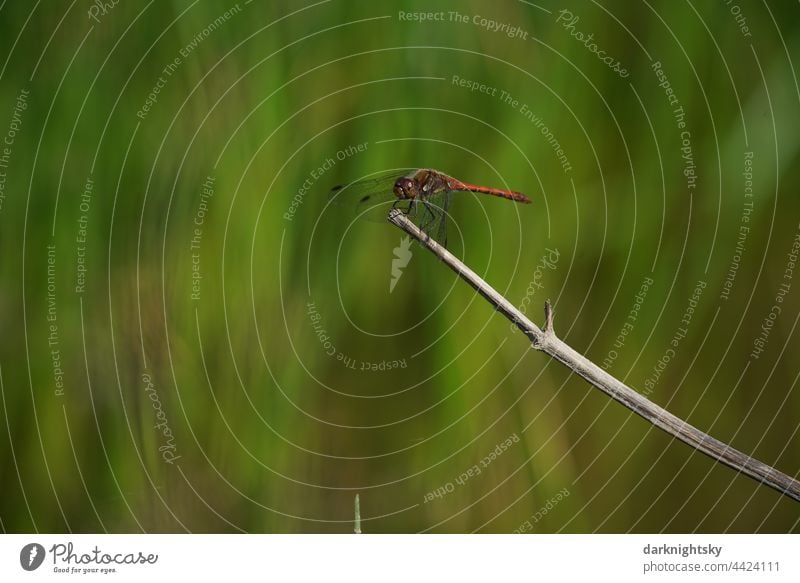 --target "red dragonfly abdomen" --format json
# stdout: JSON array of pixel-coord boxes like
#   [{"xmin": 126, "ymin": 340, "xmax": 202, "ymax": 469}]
[{"xmin": 448, "ymin": 178, "xmax": 531, "ymax": 204}]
